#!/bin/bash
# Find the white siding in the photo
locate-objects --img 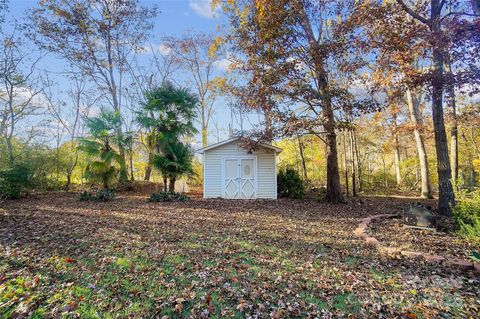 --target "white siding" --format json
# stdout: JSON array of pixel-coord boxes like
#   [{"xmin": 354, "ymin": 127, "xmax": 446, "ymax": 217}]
[{"xmin": 203, "ymin": 141, "xmax": 277, "ymax": 199}]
